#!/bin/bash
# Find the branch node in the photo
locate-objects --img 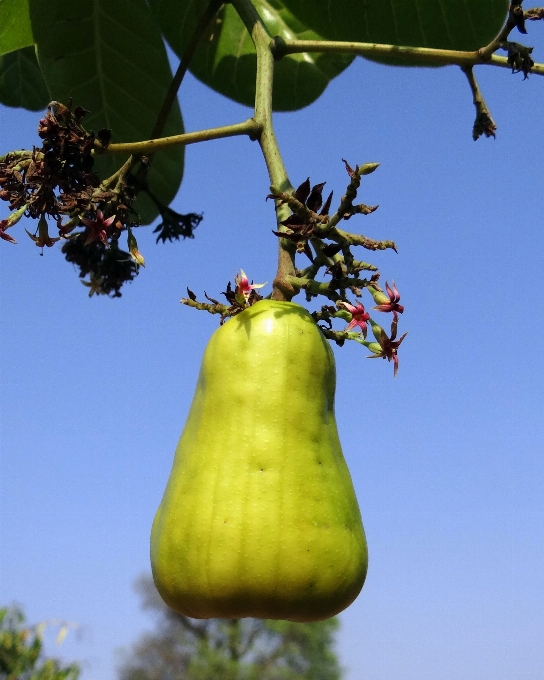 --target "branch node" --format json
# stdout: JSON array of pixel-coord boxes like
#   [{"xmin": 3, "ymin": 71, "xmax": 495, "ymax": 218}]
[{"xmin": 271, "ymin": 35, "xmax": 287, "ymax": 61}]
